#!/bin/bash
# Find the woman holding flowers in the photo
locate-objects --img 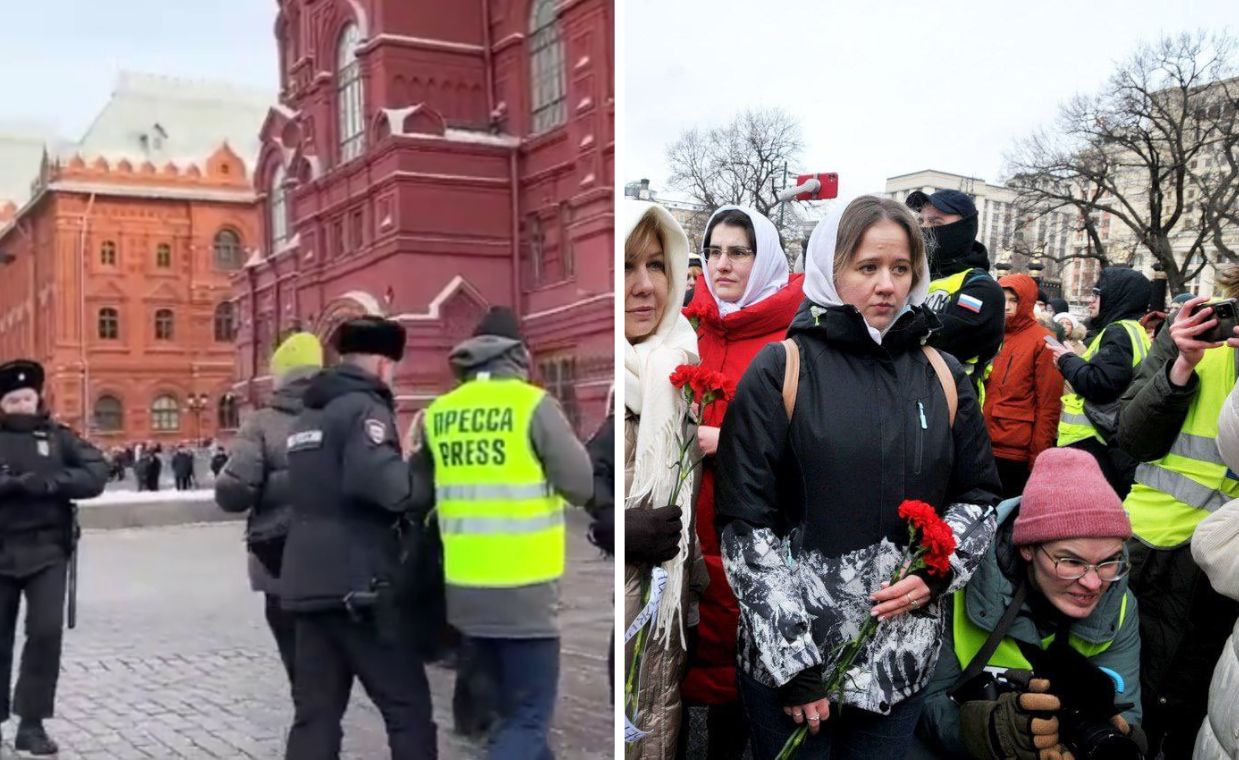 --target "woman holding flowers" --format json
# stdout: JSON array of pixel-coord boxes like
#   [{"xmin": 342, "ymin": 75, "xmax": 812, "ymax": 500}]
[
  {"xmin": 623, "ymin": 200, "xmax": 702, "ymax": 759},
  {"xmin": 715, "ymin": 195, "xmax": 1001, "ymax": 758},
  {"xmin": 680, "ymin": 206, "xmax": 804, "ymax": 759}
]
